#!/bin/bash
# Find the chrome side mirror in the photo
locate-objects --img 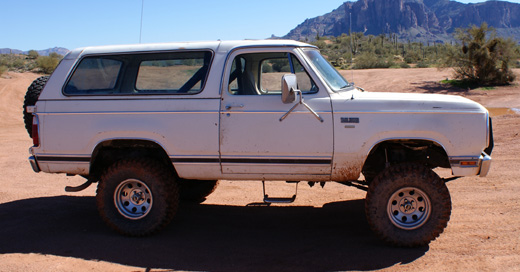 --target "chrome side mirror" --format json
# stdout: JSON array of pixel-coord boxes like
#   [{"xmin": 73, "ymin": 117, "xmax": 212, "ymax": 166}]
[
  {"xmin": 279, "ymin": 74, "xmax": 323, "ymax": 123},
  {"xmin": 281, "ymin": 74, "xmax": 297, "ymax": 104}
]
